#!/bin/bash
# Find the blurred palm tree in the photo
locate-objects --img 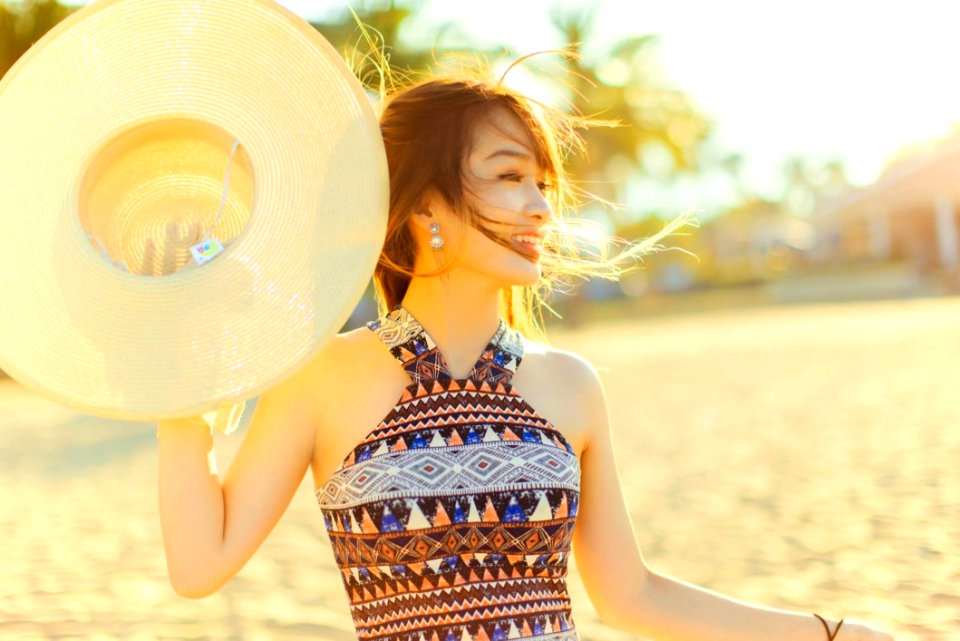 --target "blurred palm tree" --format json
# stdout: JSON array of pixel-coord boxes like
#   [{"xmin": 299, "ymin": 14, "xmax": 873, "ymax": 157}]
[
  {"xmin": 546, "ymin": 4, "xmax": 713, "ymax": 223},
  {"xmin": 309, "ymin": 0, "xmax": 500, "ymax": 92},
  {"xmin": 309, "ymin": 0, "xmax": 428, "ymax": 85}
]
